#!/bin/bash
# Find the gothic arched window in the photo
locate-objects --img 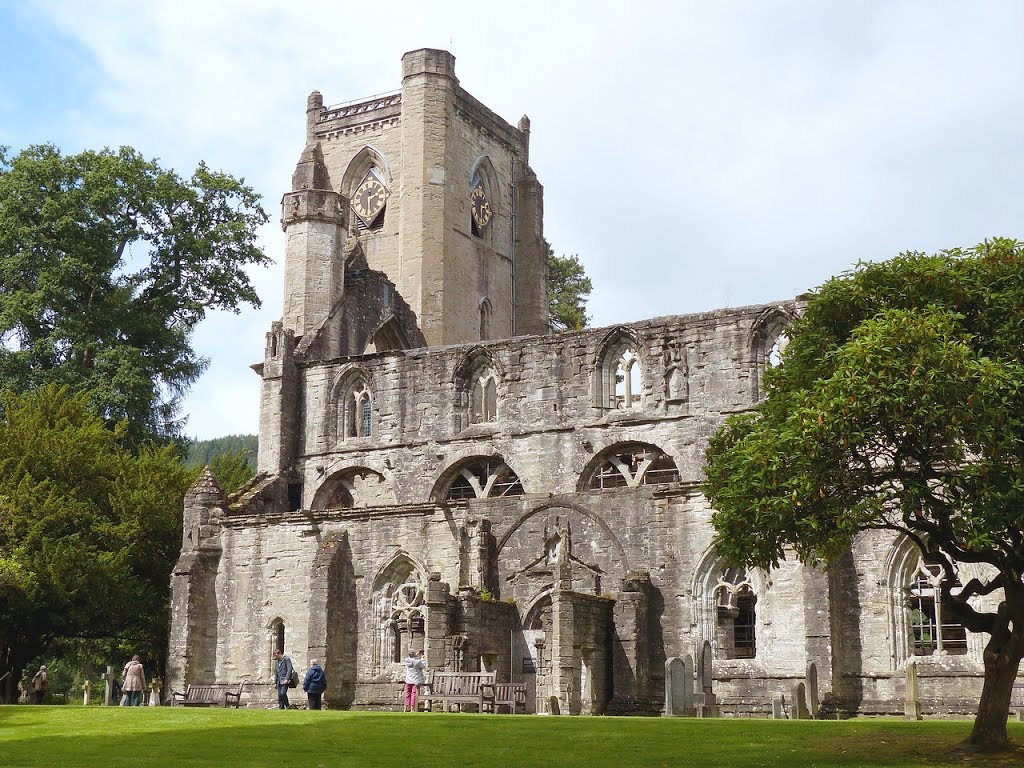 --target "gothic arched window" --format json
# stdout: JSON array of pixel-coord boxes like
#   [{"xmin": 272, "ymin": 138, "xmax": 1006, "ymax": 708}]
[
  {"xmin": 595, "ymin": 332, "xmax": 645, "ymax": 411},
  {"xmin": 907, "ymin": 561, "xmax": 968, "ymax": 657},
  {"xmin": 715, "ymin": 567, "xmax": 757, "ymax": 659},
  {"xmin": 339, "ymin": 377, "xmax": 373, "ymax": 439},
  {"xmin": 585, "ymin": 442, "xmax": 680, "ymax": 490},
  {"xmin": 437, "ymin": 457, "xmax": 525, "ymax": 501}
]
